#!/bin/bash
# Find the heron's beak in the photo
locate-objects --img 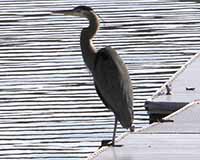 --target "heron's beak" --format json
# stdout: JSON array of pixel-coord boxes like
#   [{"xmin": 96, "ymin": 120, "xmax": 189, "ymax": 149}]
[{"xmin": 52, "ymin": 10, "xmax": 78, "ymax": 16}]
